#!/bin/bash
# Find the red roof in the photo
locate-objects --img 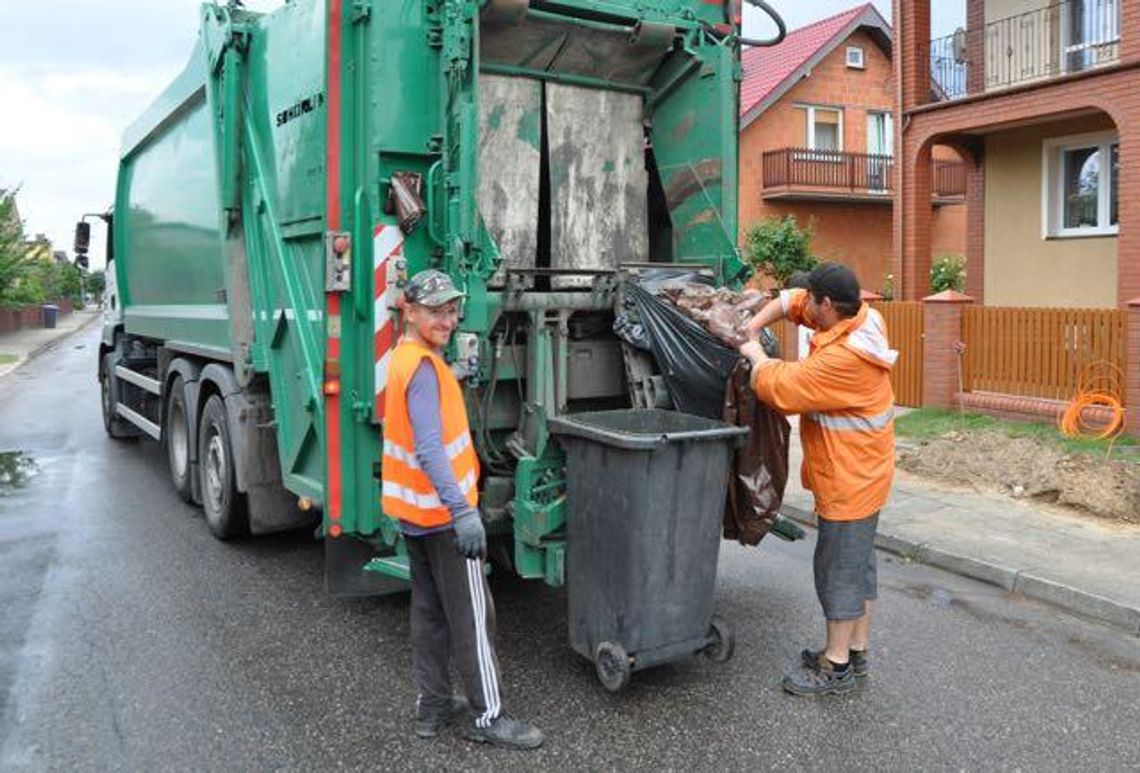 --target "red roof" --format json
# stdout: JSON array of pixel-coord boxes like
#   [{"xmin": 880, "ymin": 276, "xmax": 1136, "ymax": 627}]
[{"xmin": 740, "ymin": 3, "xmax": 878, "ymax": 119}]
